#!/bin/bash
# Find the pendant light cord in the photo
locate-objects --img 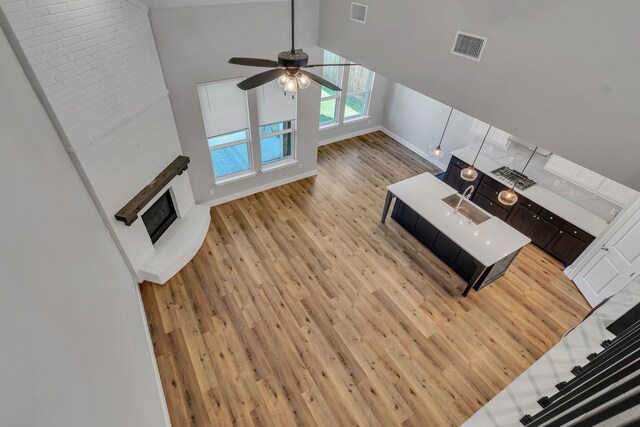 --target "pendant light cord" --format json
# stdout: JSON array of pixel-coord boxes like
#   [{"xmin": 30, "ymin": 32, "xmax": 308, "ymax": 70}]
[
  {"xmin": 438, "ymin": 108, "xmax": 454, "ymax": 147},
  {"xmin": 472, "ymin": 126, "xmax": 491, "ymax": 166},
  {"xmin": 291, "ymin": 0, "xmax": 295, "ymax": 53},
  {"xmin": 510, "ymin": 146, "xmax": 538, "ymax": 190}
]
